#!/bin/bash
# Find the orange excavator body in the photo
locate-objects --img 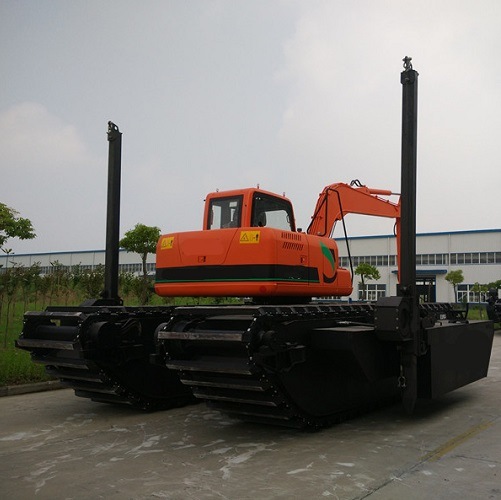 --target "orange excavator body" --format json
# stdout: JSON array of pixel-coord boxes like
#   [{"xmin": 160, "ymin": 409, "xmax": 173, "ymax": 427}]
[{"xmin": 155, "ymin": 183, "xmax": 400, "ymax": 299}]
